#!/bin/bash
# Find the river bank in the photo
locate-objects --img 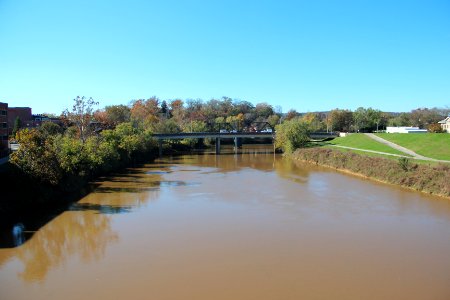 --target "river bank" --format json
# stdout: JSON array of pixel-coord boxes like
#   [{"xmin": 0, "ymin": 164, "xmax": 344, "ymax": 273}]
[{"xmin": 289, "ymin": 148, "xmax": 450, "ymax": 199}]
